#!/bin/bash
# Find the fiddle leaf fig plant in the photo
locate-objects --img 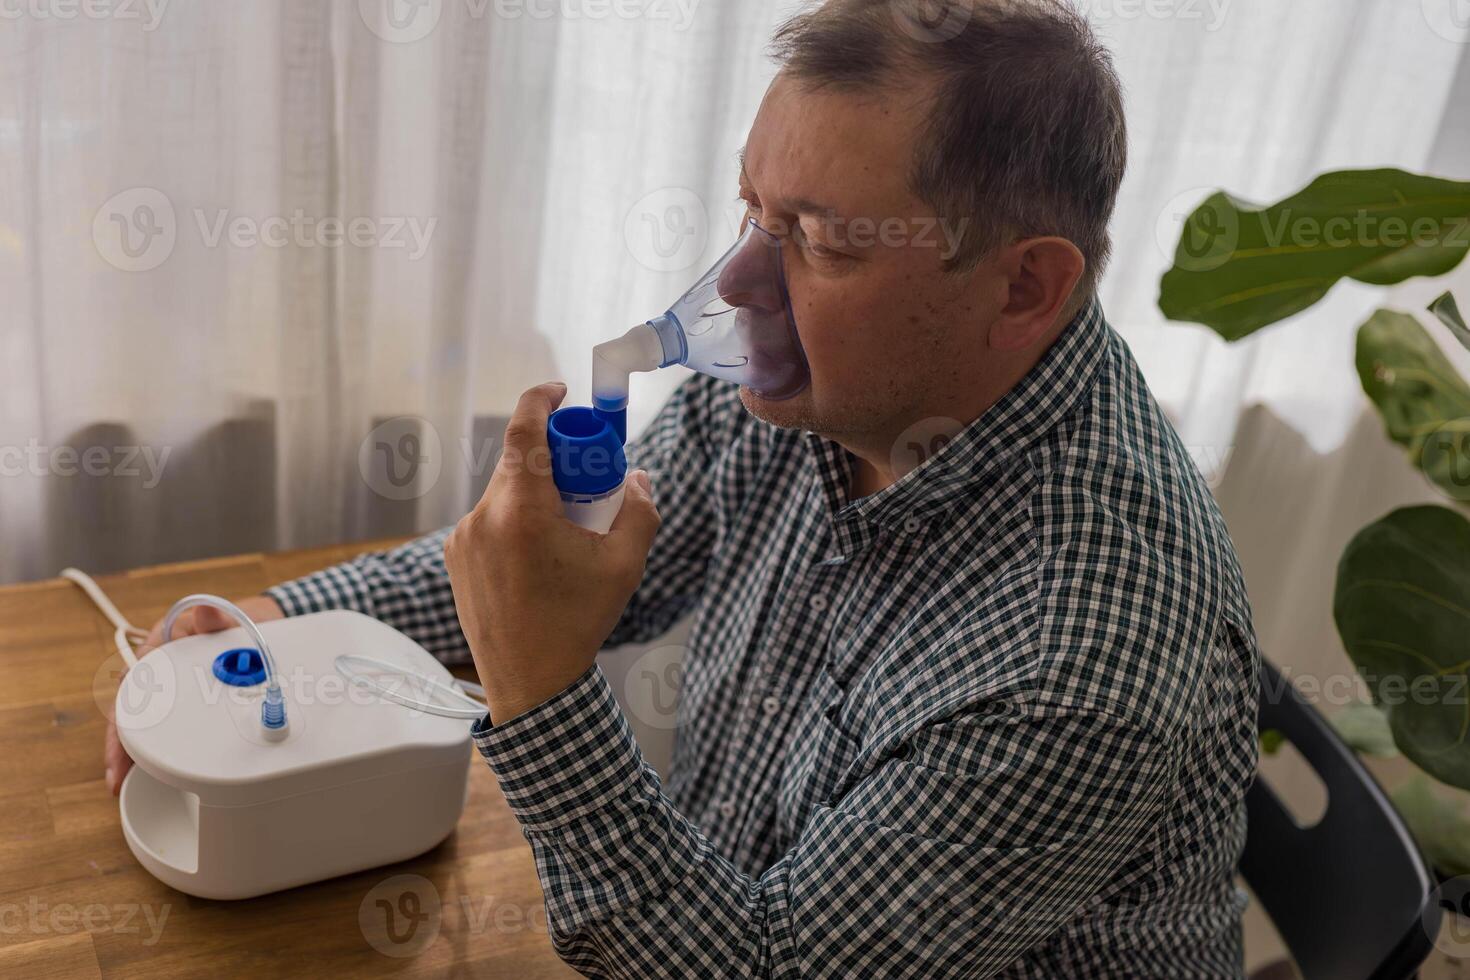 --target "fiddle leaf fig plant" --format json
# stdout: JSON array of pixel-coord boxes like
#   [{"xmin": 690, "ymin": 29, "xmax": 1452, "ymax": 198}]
[
  {"xmin": 1355, "ymin": 308, "xmax": 1470, "ymax": 504},
  {"xmin": 1159, "ymin": 169, "xmax": 1470, "ymax": 340},
  {"xmin": 1335, "ymin": 505, "xmax": 1470, "ymax": 790},
  {"xmin": 1159, "ymin": 166, "xmax": 1470, "ymax": 871},
  {"xmin": 1432, "ymin": 291, "xmax": 1470, "ymax": 351}
]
